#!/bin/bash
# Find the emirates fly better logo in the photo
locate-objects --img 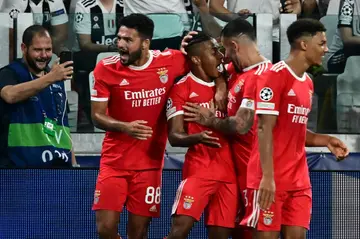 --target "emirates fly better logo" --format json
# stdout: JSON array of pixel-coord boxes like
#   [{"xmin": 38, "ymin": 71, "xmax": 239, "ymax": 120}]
[{"xmin": 124, "ymin": 87, "xmax": 167, "ymax": 108}]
